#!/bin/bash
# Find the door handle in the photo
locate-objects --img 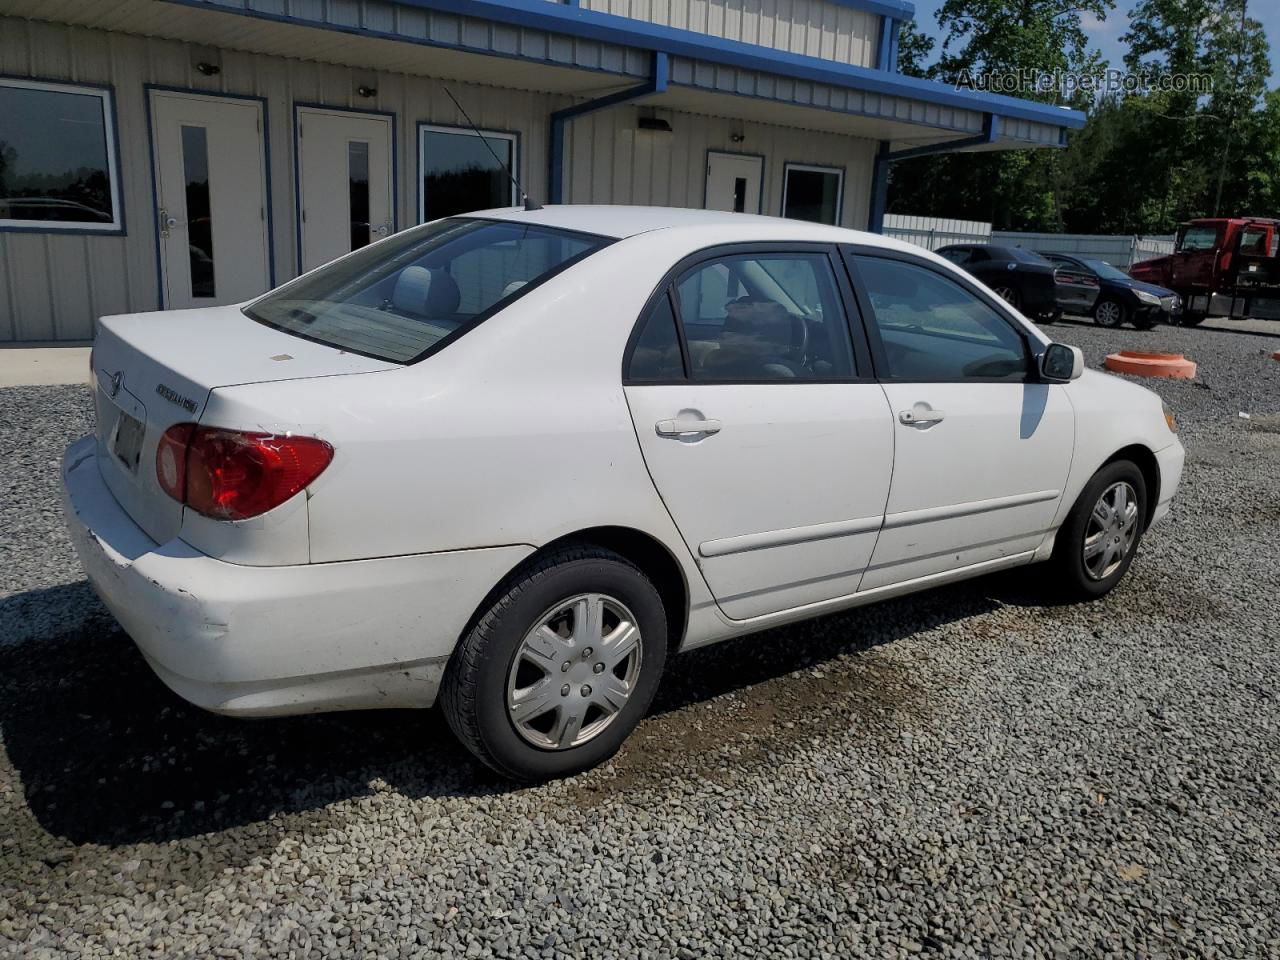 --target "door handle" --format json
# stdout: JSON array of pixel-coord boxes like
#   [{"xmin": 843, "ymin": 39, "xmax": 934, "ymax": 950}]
[
  {"xmin": 899, "ymin": 408, "xmax": 945, "ymax": 425},
  {"xmin": 656, "ymin": 418, "xmax": 722, "ymax": 437}
]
